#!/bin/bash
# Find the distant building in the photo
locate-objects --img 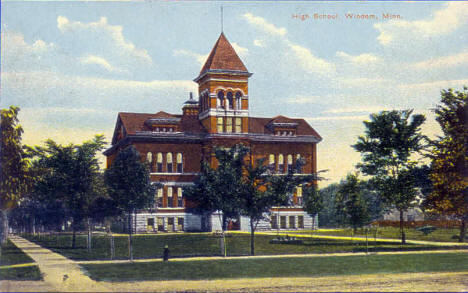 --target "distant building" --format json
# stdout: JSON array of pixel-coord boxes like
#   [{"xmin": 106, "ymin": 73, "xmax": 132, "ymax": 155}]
[{"xmin": 104, "ymin": 33, "xmax": 322, "ymax": 232}]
